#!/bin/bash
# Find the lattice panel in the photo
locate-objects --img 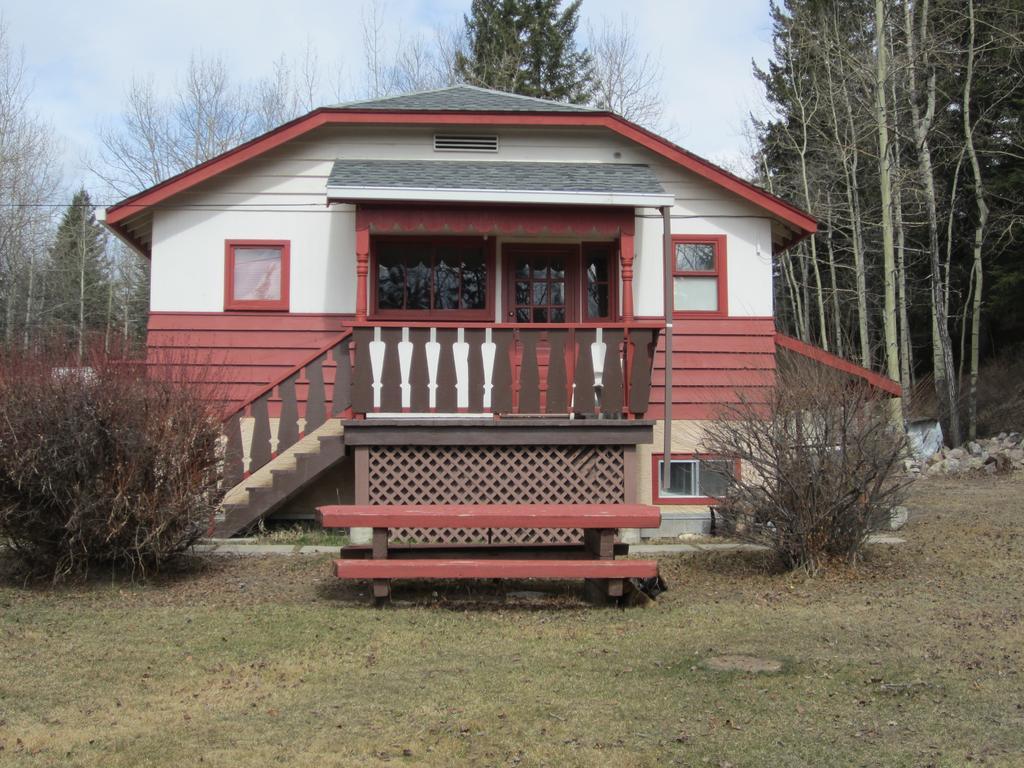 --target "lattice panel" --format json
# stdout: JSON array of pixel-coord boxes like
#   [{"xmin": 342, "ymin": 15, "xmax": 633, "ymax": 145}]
[
  {"xmin": 369, "ymin": 444, "xmax": 624, "ymax": 545},
  {"xmin": 489, "ymin": 527, "xmax": 583, "ymax": 545},
  {"xmin": 369, "ymin": 445, "xmax": 625, "ymax": 505},
  {"xmin": 389, "ymin": 527, "xmax": 490, "ymax": 545}
]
